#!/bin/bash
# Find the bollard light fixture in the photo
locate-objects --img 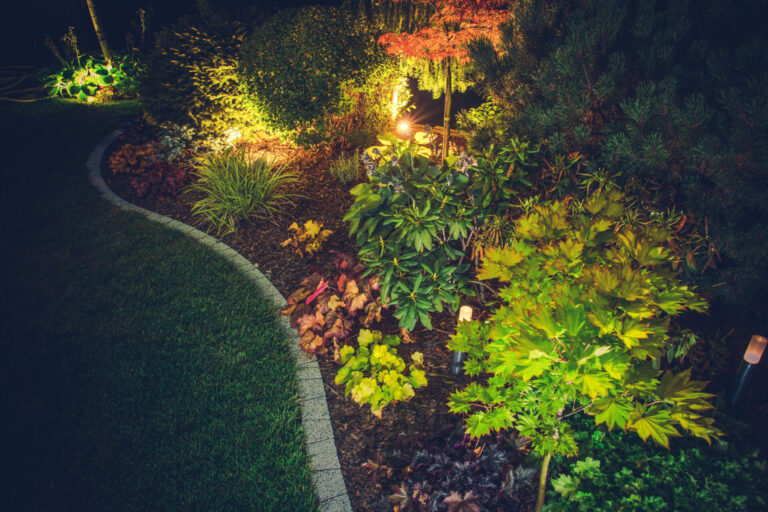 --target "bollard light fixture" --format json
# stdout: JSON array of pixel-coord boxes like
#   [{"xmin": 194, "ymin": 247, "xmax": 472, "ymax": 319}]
[
  {"xmin": 729, "ymin": 334, "xmax": 766, "ymax": 406},
  {"xmin": 744, "ymin": 335, "xmax": 767, "ymax": 364},
  {"xmin": 450, "ymin": 306, "xmax": 473, "ymax": 376}
]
